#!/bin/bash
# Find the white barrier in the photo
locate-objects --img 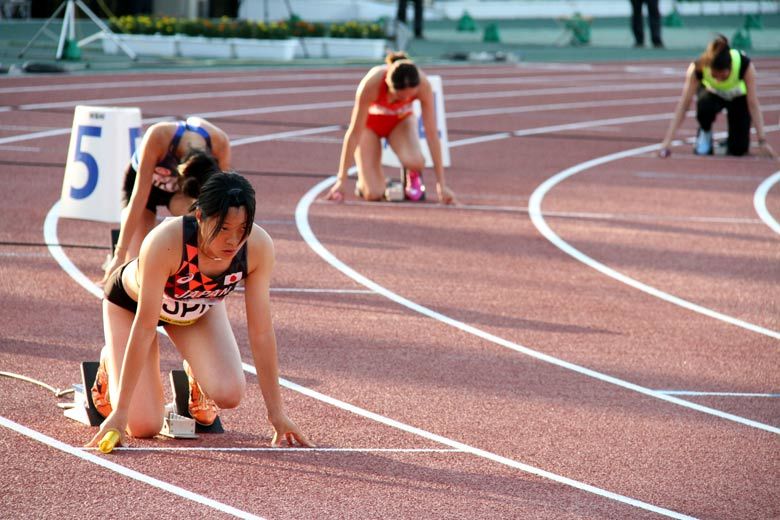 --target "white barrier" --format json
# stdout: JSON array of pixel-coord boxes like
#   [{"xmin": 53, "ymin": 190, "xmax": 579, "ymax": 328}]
[
  {"xmin": 59, "ymin": 106, "xmax": 142, "ymax": 223},
  {"xmin": 381, "ymin": 75, "xmax": 451, "ymax": 169}
]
